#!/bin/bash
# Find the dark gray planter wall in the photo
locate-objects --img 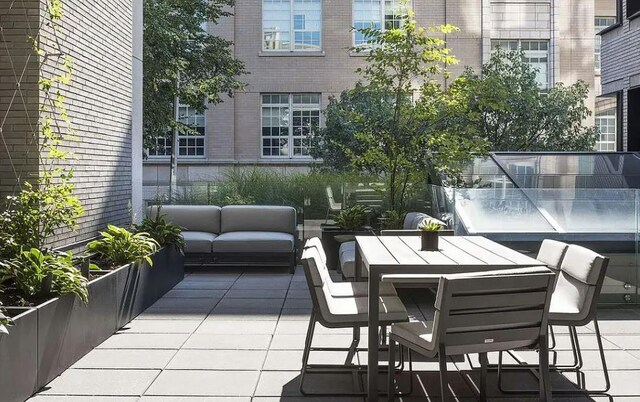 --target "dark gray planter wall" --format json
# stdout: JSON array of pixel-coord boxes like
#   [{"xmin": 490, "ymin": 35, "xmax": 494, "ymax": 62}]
[
  {"xmin": 0, "ymin": 308, "xmax": 38, "ymax": 402},
  {"xmin": 36, "ymin": 269, "xmax": 120, "ymax": 387}
]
